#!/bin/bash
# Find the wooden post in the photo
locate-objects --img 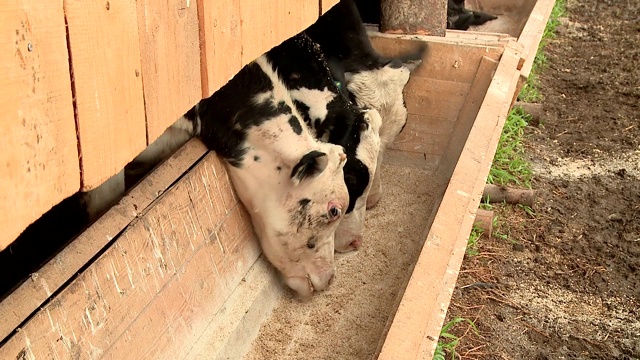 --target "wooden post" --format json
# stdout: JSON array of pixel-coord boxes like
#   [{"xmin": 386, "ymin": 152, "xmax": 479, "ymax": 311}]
[
  {"xmin": 474, "ymin": 209, "xmax": 494, "ymax": 237},
  {"xmin": 380, "ymin": 0, "xmax": 447, "ymax": 36}
]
